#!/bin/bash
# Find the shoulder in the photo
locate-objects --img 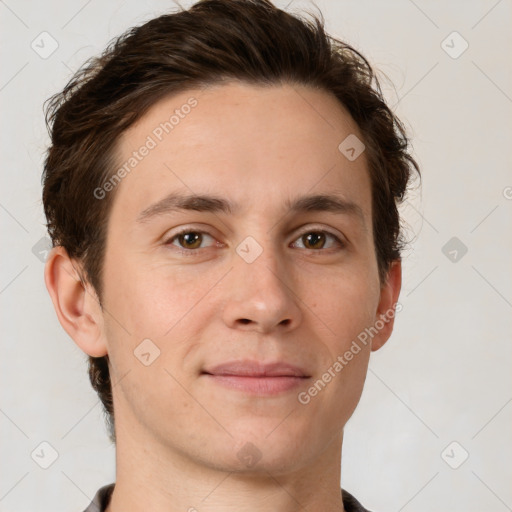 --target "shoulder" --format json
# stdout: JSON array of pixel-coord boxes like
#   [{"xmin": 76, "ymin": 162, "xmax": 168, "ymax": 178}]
[
  {"xmin": 82, "ymin": 484, "xmax": 372, "ymax": 512},
  {"xmin": 342, "ymin": 488, "xmax": 374, "ymax": 512},
  {"xmin": 81, "ymin": 483, "xmax": 114, "ymax": 512}
]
